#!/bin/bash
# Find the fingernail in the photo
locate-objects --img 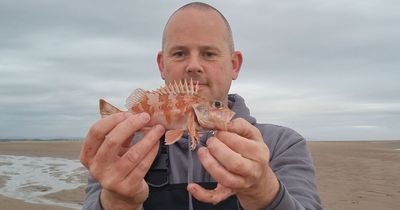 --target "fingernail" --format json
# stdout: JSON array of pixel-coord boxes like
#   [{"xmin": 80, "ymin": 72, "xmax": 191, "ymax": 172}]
[
  {"xmin": 206, "ymin": 137, "xmax": 215, "ymax": 146},
  {"xmin": 209, "ymin": 130, "xmax": 218, "ymax": 137},
  {"xmin": 137, "ymin": 112, "xmax": 150, "ymax": 123},
  {"xmin": 197, "ymin": 147, "xmax": 208, "ymax": 158},
  {"xmin": 152, "ymin": 124, "xmax": 165, "ymax": 132}
]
